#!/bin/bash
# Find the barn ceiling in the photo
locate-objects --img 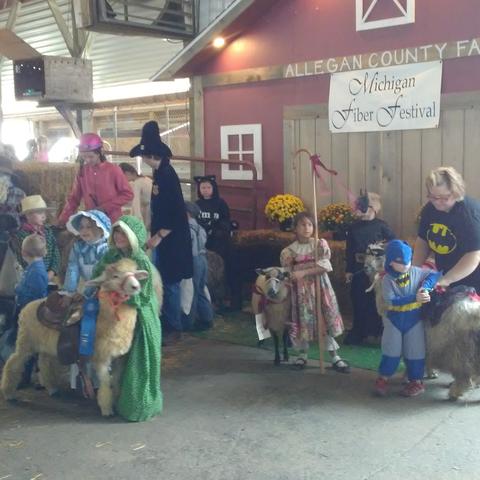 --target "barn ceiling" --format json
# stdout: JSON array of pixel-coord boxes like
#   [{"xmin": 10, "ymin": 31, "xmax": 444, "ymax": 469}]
[{"xmin": 0, "ymin": 0, "xmax": 185, "ymax": 112}]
